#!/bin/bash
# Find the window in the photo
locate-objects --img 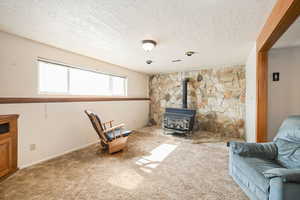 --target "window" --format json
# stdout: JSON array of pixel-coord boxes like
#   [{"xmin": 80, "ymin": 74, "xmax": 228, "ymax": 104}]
[
  {"xmin": 38, "ymin": 60, "xmax": 127, "ymax": 96},
  {"xmin": 39, "ymin": 62, "xmax": 69, "ymax": 93}
]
